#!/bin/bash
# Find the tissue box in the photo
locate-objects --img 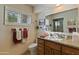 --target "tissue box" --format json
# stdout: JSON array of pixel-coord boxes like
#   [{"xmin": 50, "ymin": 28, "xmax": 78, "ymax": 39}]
[{"xmin": 72, "ymin": 32, "xmax": 79, "ymax": 42}]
